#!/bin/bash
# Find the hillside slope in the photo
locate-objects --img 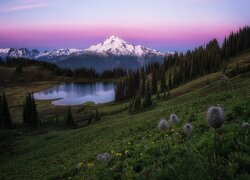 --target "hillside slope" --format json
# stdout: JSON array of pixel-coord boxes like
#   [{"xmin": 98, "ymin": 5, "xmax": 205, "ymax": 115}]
[{"xmin": 0, "ymin": 54, "xmax": 250, "ymax": 179}]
